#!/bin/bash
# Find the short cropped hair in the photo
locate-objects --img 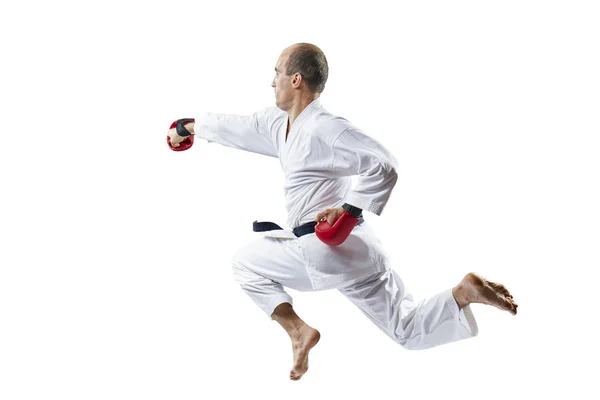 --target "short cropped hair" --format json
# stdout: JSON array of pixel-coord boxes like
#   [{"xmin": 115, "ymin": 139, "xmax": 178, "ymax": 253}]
[{"xmin": 285, "ymin": 43, "xmax": 329, "ymax": 93}]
